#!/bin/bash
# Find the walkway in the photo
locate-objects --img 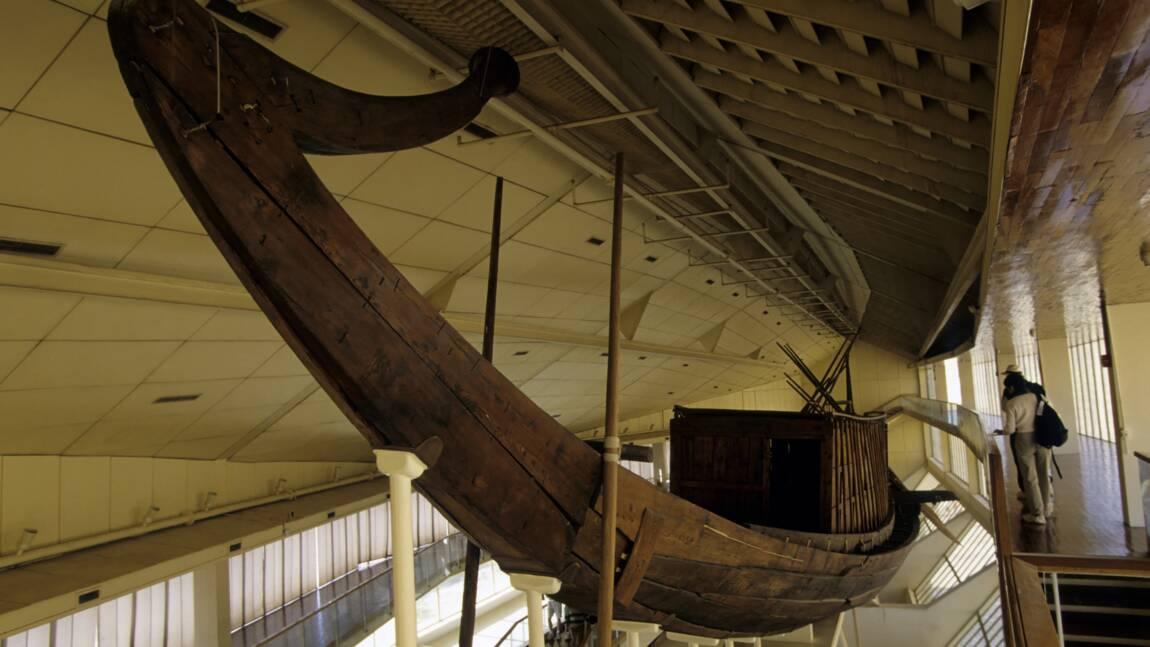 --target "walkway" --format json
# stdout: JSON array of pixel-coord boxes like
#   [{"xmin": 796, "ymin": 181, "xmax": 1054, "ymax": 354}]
[{"xmin": 996, "ymin": 435, "xmax": 1147, "ymax": 557}]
